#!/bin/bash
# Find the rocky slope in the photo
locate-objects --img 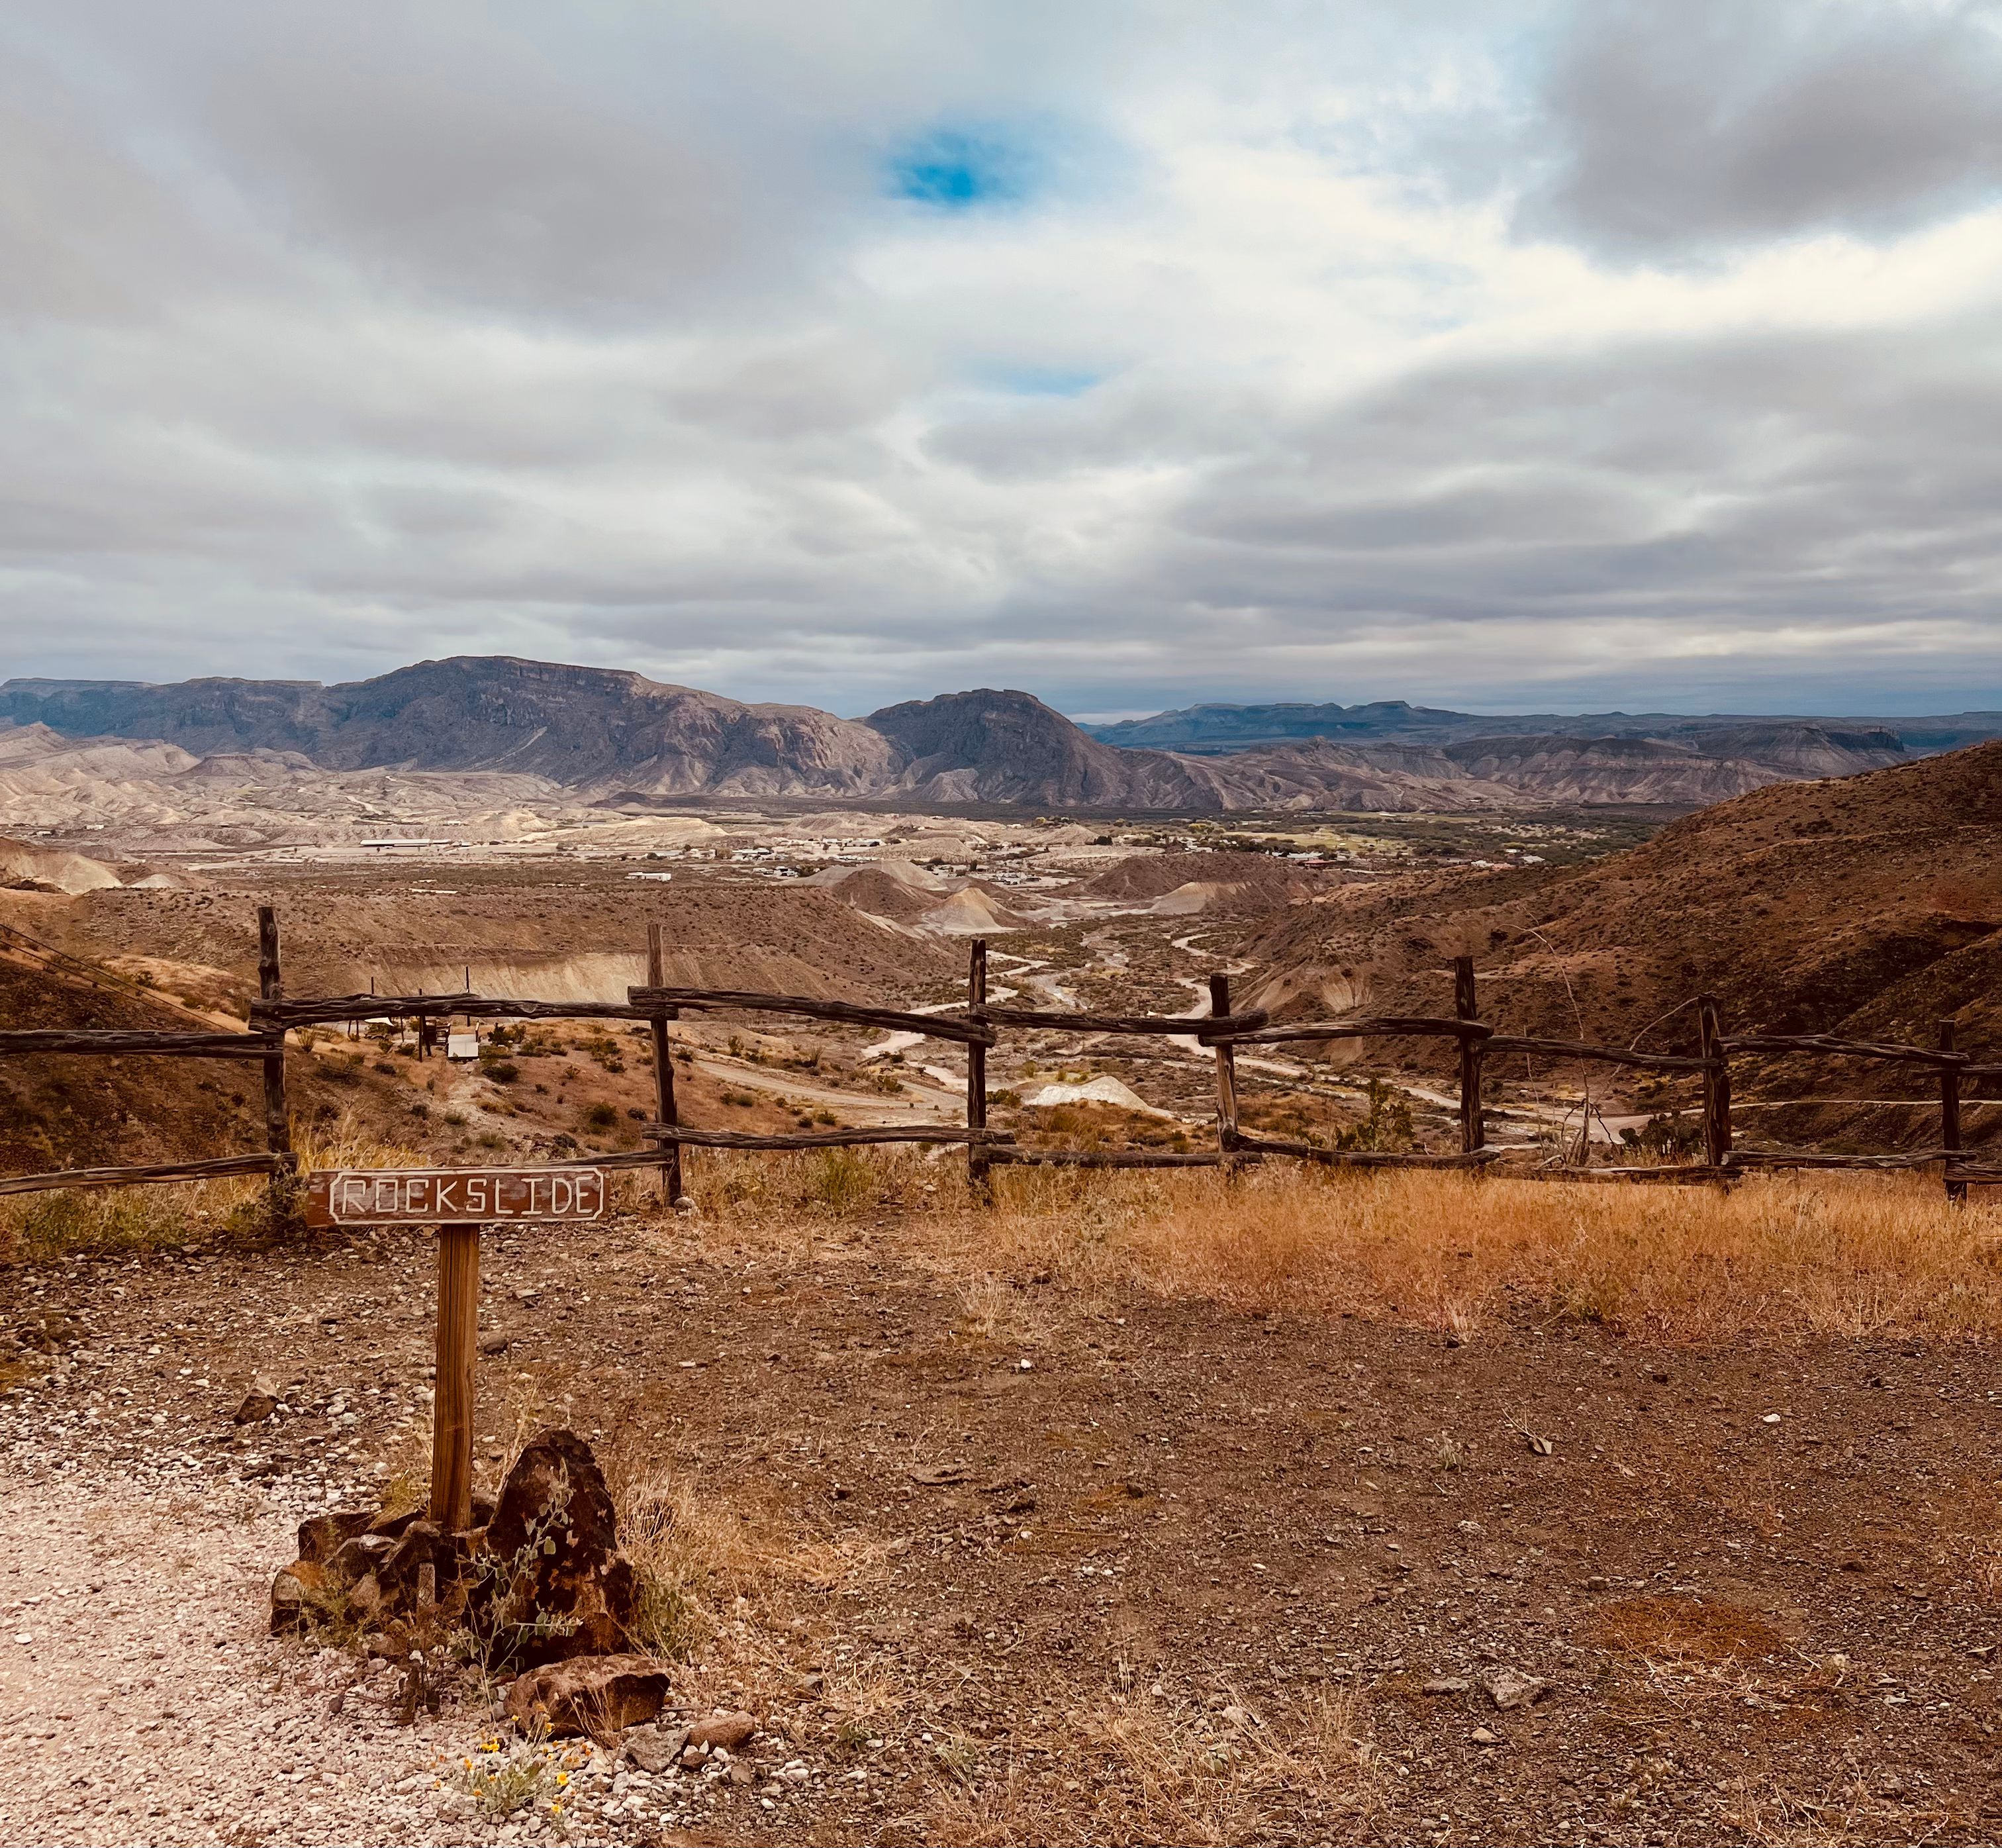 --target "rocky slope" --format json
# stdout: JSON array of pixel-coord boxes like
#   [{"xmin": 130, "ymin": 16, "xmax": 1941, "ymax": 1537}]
[
  {"xmin": 1243, "ymin": 740, "xmax": 2002, "ymax": 1079},
  {"xmin": 2, "ymin": 658, "xmax": 900, "ymax": 796}
]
